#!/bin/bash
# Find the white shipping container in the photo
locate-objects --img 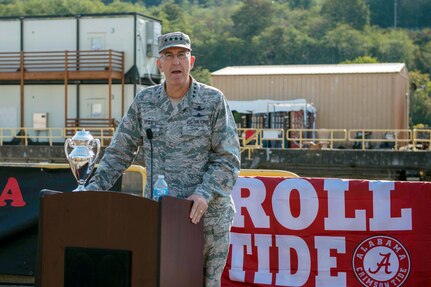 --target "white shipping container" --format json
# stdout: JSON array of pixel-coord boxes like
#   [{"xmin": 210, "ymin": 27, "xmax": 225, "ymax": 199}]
[{"xmin": 0, "ymin": 13, "xmax": 163, "ymax": 130}]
